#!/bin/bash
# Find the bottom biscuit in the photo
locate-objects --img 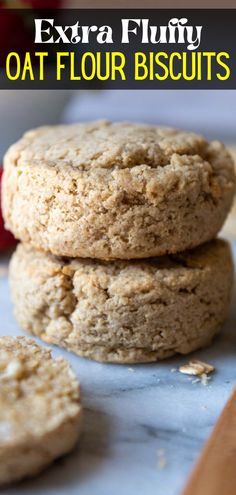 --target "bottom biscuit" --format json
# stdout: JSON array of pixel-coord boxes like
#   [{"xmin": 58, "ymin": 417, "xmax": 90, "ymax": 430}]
[{"xmin": 9, "ymin": 240, "xmax": 233, "ymax": 364}]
